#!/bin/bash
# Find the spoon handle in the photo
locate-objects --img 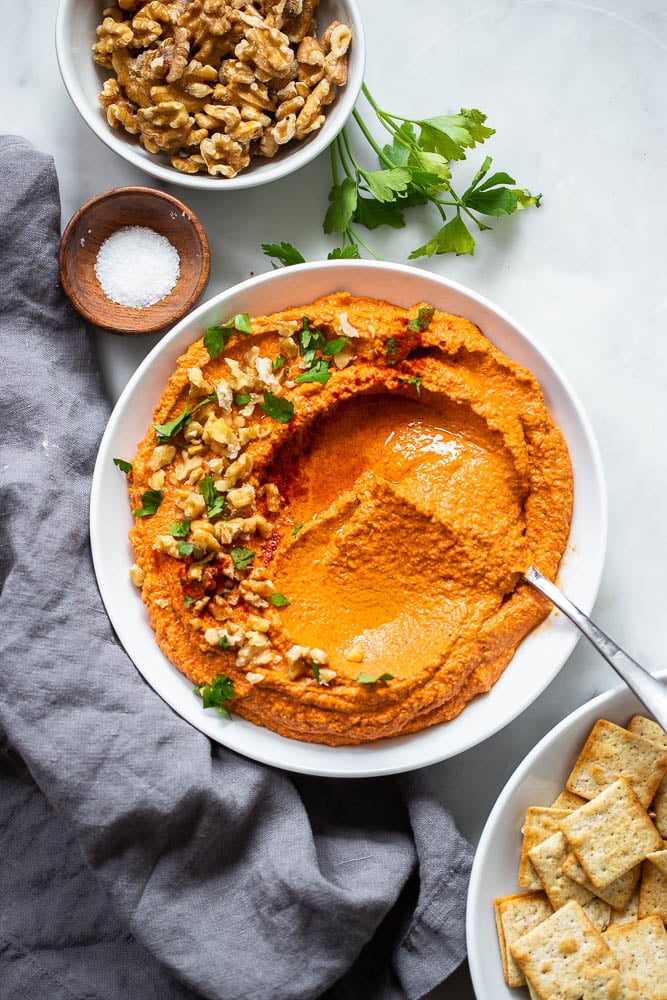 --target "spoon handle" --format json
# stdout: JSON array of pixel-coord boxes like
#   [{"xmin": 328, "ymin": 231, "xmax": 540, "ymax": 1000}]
[{"xmin": 525, "ymin": 566, "xmax": 667, "ymax": 732}]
